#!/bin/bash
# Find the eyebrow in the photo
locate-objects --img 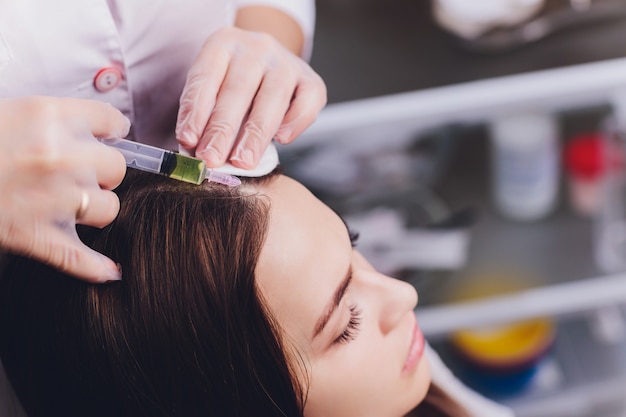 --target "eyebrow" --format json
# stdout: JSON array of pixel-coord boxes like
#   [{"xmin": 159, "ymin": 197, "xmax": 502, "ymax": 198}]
[
  {"xmin": 312, "ymin": 269, "xmax": 353, "ymax": 340},
  {"xmin": 312, "ymin": 213, "xmax": 354, "ymax": 340}
]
